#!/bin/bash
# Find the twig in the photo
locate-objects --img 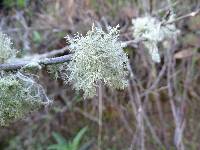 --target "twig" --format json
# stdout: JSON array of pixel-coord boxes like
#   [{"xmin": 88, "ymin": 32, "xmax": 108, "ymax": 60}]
[
  {"xmin": 16, "ymin": 11, "xmax": 31, "ymax": 51},
  {"xmin": 128, "ymin": 63, "xmax": 163, "ymax": 149},
  {"xmin": 74, "ymin": 107, "xmax": 100, "ymax": 124},
  {"xmin": 97, "ymin": 81, "xmax": 103, "ymax": 150},
  {"xmin": 127, "ymin": 63, "xmax": 145, "ymax": 150},
  {"xmin": 123, "ymin": 39, "xmax": 143, "ymax": 45},
  {"xmin": 152, "ymin": 1, "xmax": 180, "ymax": 15},
  {"xmin": 0, "ymin": 55, "xmax": 72, "ymax": 71},
  {"xmin": 38, "ymin": 46, "xmax": 69, "ymax": 58},
  {"xmin": 164, "ymin": 8, "xmax": 200, "ymax": 25},
  {"xmin": 166, "ymin": 40, "xmax": 185, "ymax": 150},
  {"xmin": 141, "ymin": 64, "xmax": 167, "ymax": 98}
]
